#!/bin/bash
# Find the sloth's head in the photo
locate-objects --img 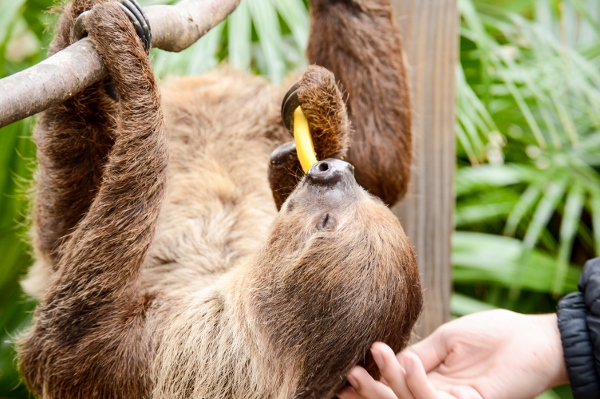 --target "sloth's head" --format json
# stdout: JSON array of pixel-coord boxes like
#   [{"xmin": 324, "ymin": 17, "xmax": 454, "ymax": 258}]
[{"xmin": 250, "ymin": 158, "xmax": 423, "ymax": 395}]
